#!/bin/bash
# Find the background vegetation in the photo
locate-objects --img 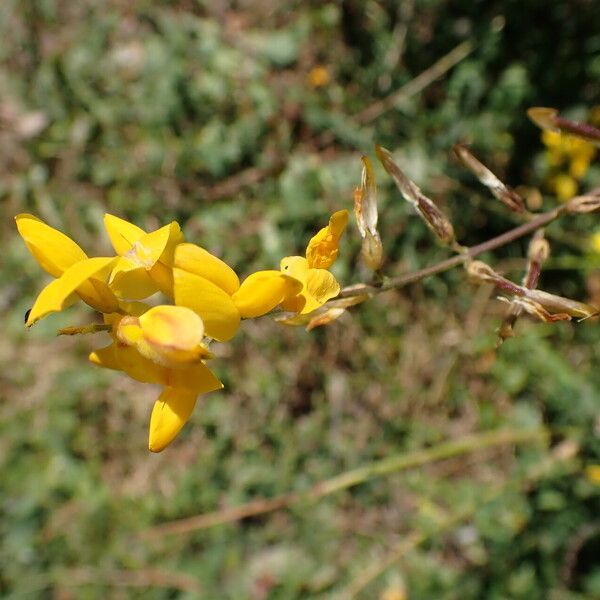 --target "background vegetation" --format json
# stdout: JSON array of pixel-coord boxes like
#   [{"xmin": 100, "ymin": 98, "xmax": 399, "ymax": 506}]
[{"xmin": 1, "ymin": 1, "xmax": 599, "ymax": 598}]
